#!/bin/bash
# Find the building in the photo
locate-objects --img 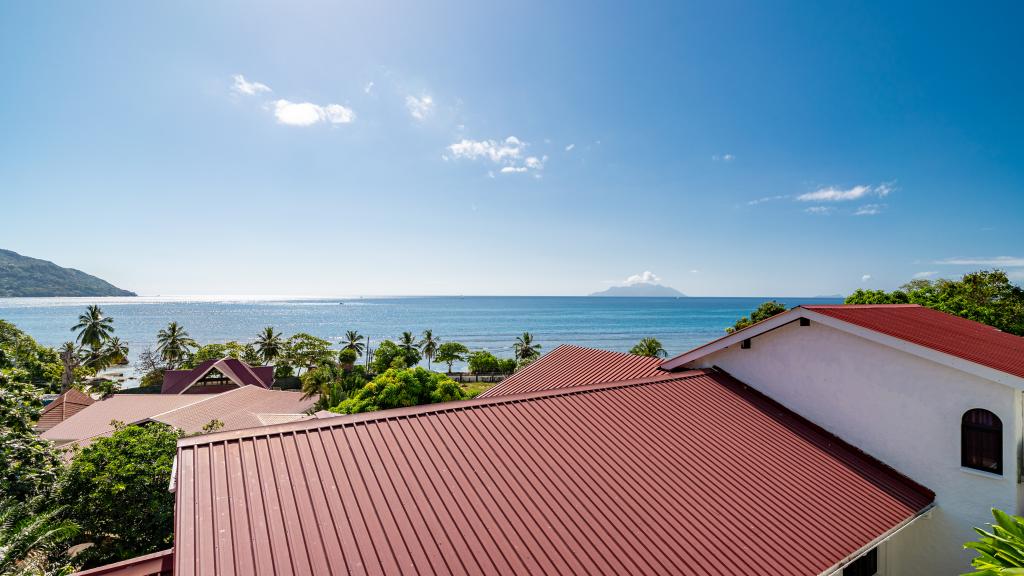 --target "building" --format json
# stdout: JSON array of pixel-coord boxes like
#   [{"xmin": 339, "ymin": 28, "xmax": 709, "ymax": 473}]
[
  {"xmin": 76, "ymin": 304, "xmax": 1024, "ymax": 575},
  {"xmin": 161, "ymin": 358, "xmax": 275, "ymax": 394},
  {"xmin": 34, "ymin": 388, "xmax": 94, "ymax": 432}
]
